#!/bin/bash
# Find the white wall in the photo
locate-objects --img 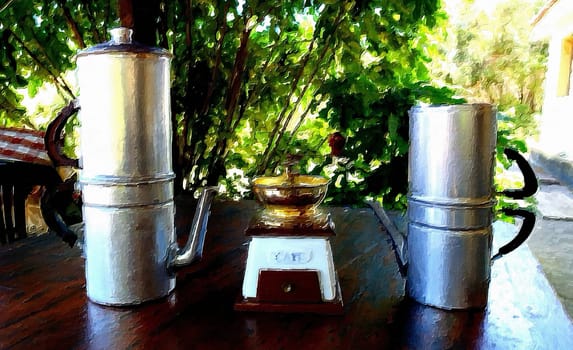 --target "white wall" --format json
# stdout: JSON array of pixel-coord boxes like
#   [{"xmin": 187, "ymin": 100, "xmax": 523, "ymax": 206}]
[{"xmin": 532, "ymin": 1, "xmax": 573, "ymax": 158}]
